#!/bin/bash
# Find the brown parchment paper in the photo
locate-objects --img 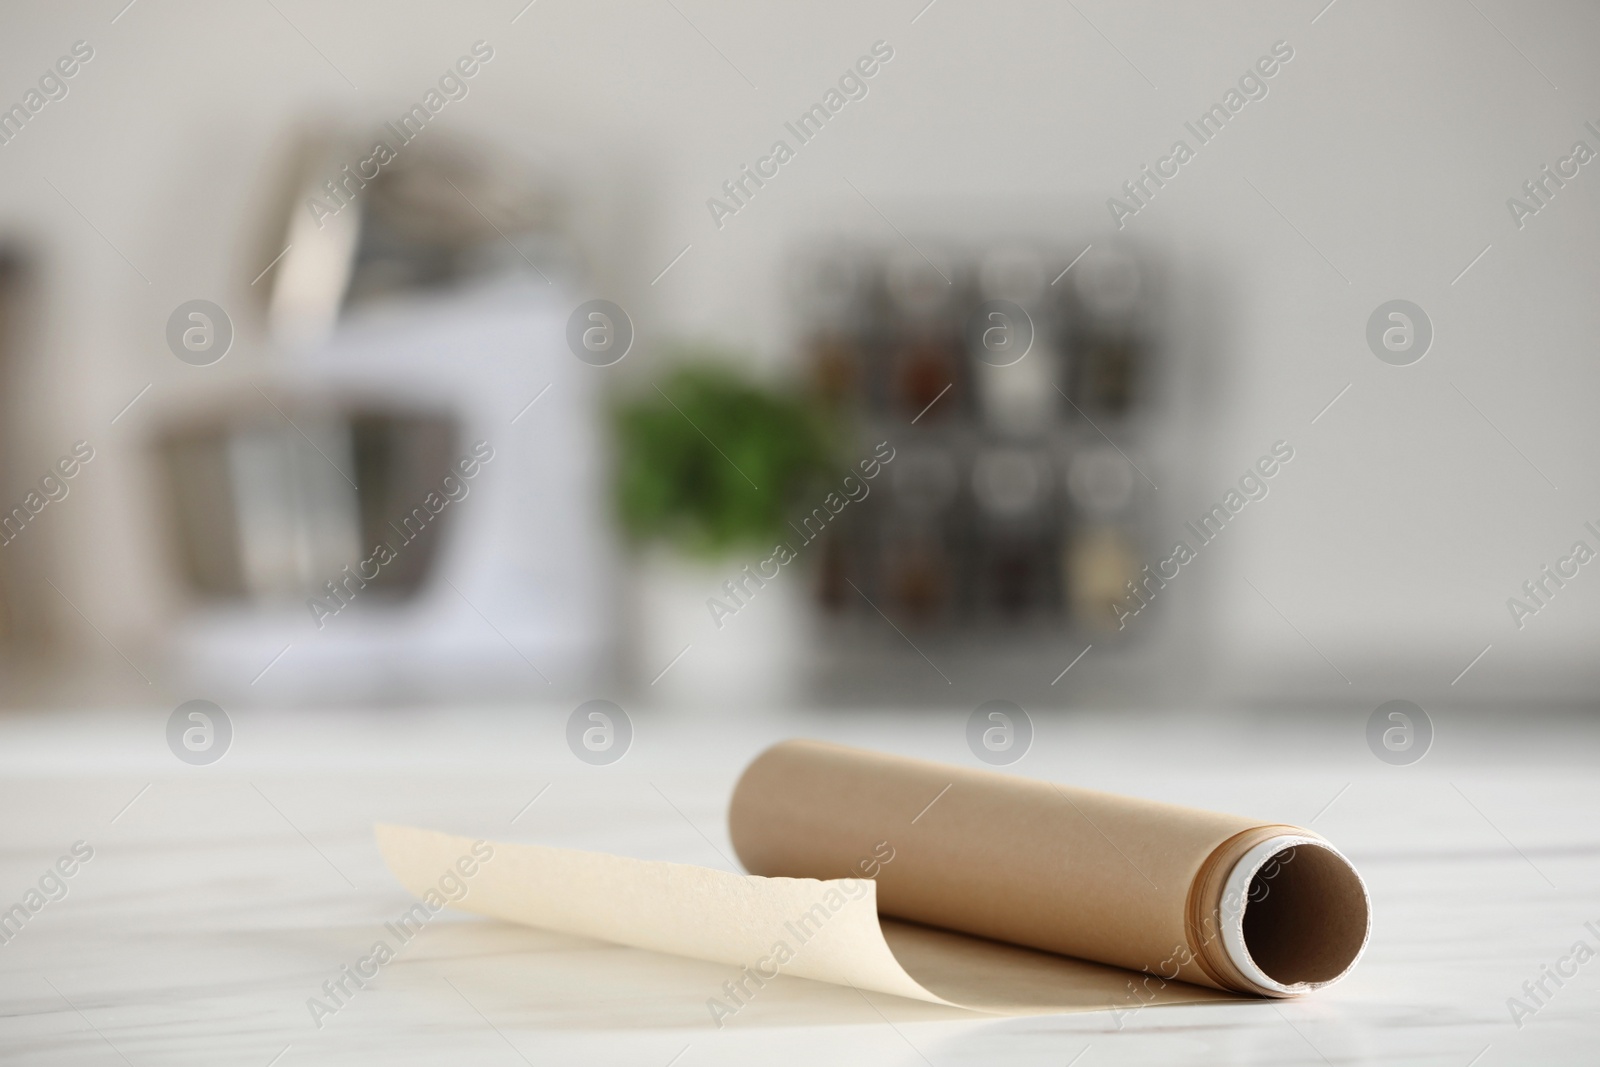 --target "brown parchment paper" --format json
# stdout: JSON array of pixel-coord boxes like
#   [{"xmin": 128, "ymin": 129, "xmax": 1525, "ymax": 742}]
[
  {"xmin": 730, "ymin": 739, "xmax": 1306, "ymax": 992},
  {"xmin": 375, "ymin": 739, "xmax": 1367, "ymax": 1015}
]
